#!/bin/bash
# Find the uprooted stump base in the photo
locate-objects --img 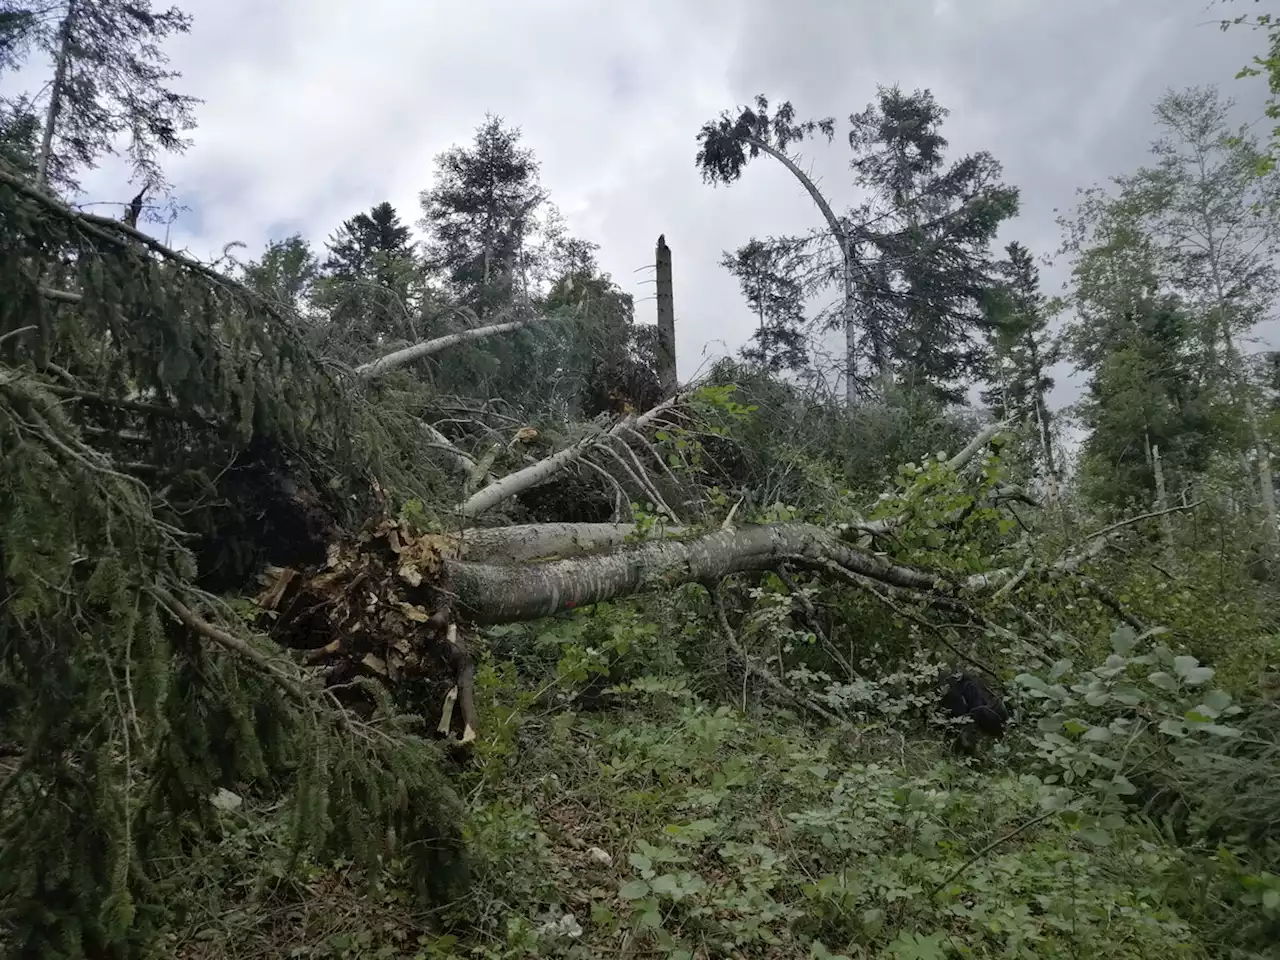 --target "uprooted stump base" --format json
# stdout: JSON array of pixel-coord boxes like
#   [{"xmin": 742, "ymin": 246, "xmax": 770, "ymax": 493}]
[{"xmin": 254, "ymin": 517, "xmax": 479, "ymax": 742}]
